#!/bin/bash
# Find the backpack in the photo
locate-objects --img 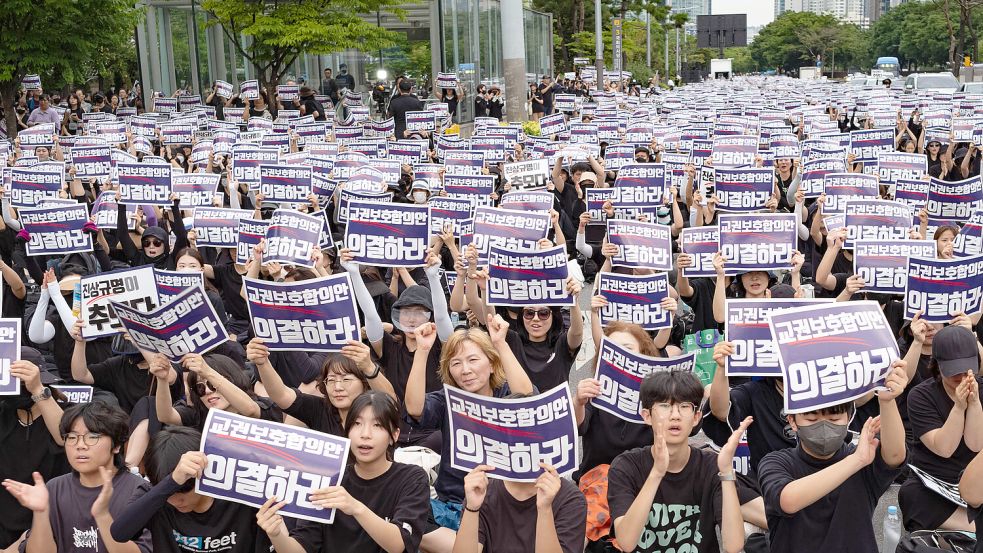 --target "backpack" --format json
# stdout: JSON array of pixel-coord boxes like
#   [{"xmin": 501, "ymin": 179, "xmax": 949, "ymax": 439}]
[
  {"xmin": 579, "ymin": 464, "xmax": 622, "ymax": 552},
  {"xmin": 896, "ymin": 530, "xmax": 976, "ymax": 553}
]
